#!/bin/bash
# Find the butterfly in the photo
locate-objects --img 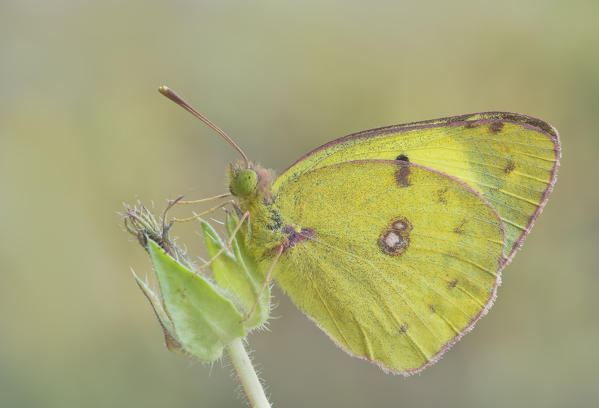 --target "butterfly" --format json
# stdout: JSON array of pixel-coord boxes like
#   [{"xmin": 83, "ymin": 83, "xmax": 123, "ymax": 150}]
[{"xmin": 159, "ymin": 87, "xmax": 560, "ymax": 375}]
